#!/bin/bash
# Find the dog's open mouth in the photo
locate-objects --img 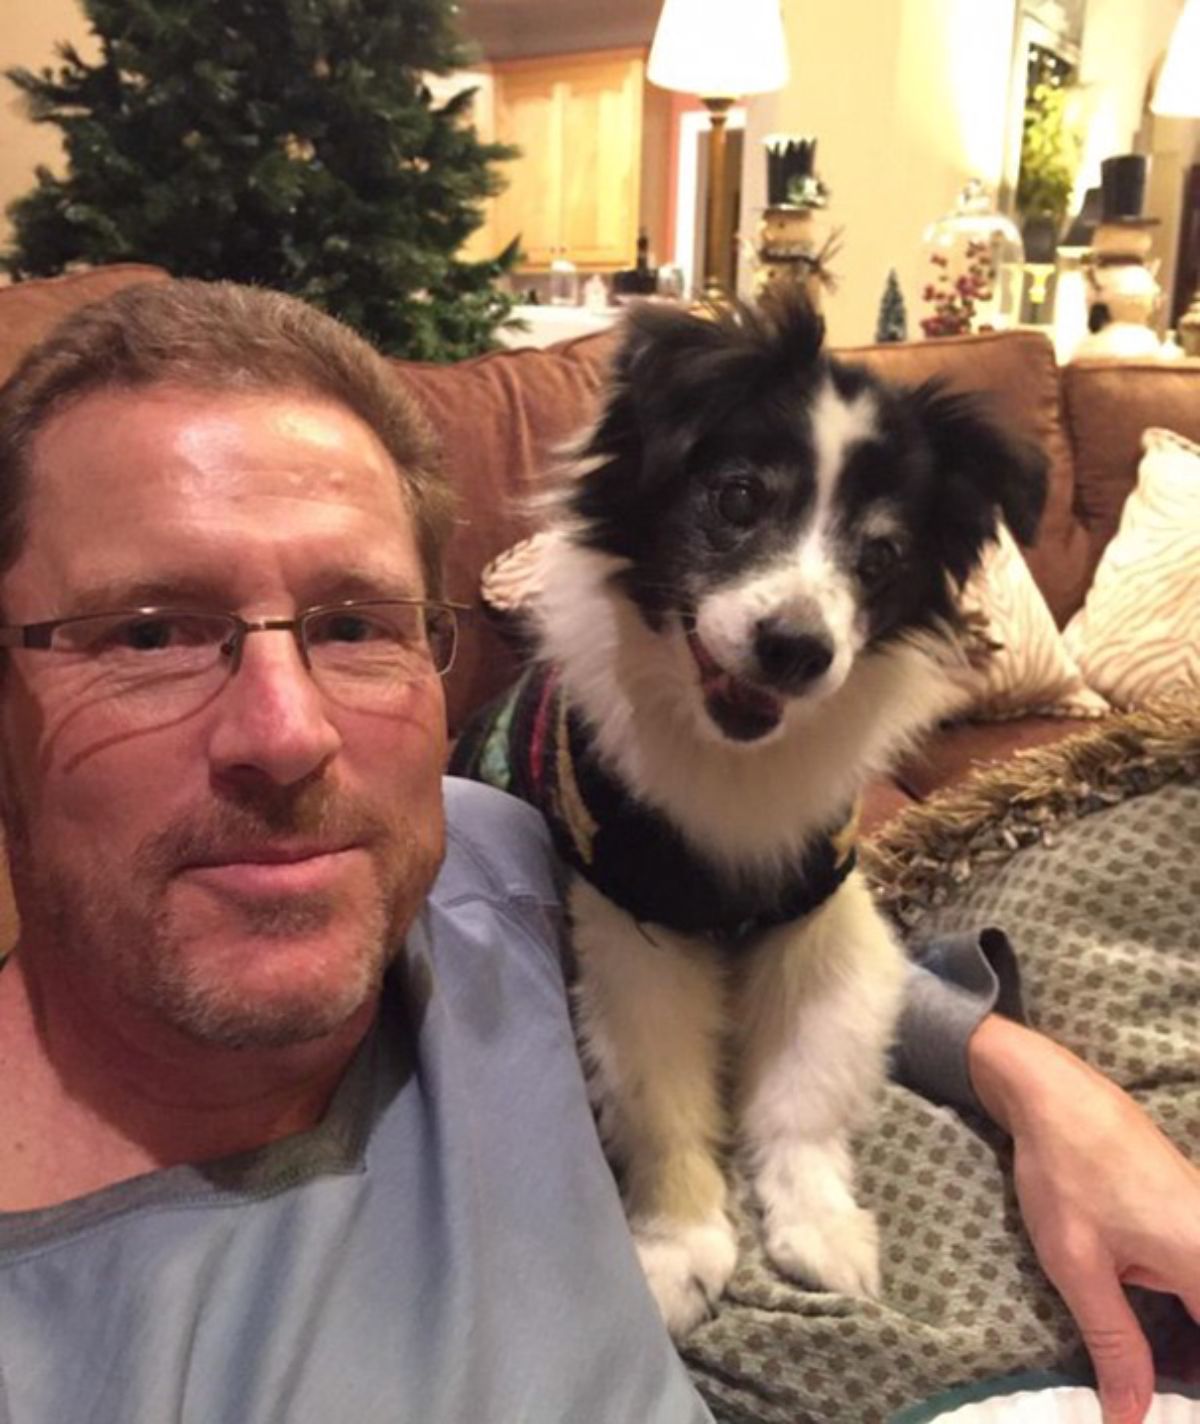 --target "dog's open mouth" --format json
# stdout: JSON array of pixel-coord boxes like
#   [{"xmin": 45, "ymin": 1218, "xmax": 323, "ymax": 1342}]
[{"xmin": 685, "ymin": 626, "xmax": 785, "ymax": 742}]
